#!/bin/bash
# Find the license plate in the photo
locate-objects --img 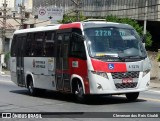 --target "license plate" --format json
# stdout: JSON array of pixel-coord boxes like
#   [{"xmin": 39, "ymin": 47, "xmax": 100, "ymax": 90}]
[{"xmin": 122, "ymin": 78, "xmax": 133, "ymax": 84}]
